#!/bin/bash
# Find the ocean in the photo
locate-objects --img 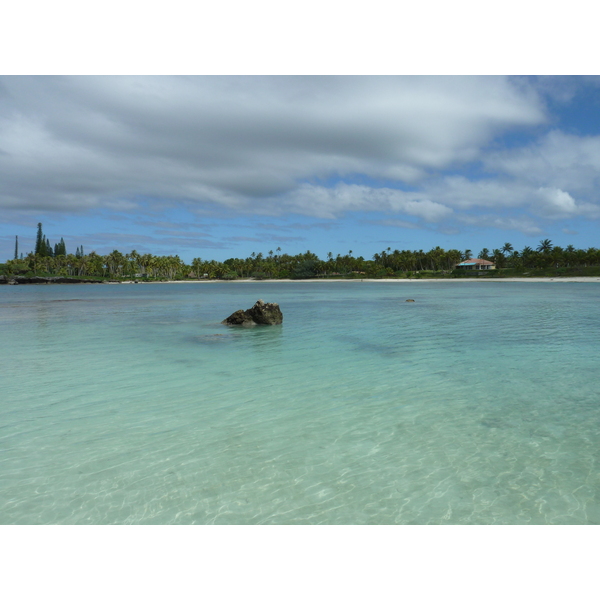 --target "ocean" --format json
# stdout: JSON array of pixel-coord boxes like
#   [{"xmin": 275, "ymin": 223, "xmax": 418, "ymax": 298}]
[{"xmin": 1, "ymin": 280, "xmax": 599, "ymax": 524}]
